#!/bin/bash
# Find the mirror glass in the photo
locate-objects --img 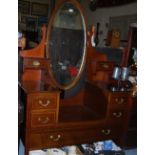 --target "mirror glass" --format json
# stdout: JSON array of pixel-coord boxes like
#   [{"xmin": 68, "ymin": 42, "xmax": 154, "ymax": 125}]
[{"xmin": 47, "ymin": 2, "xmax": 86, "ymax": 89}]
